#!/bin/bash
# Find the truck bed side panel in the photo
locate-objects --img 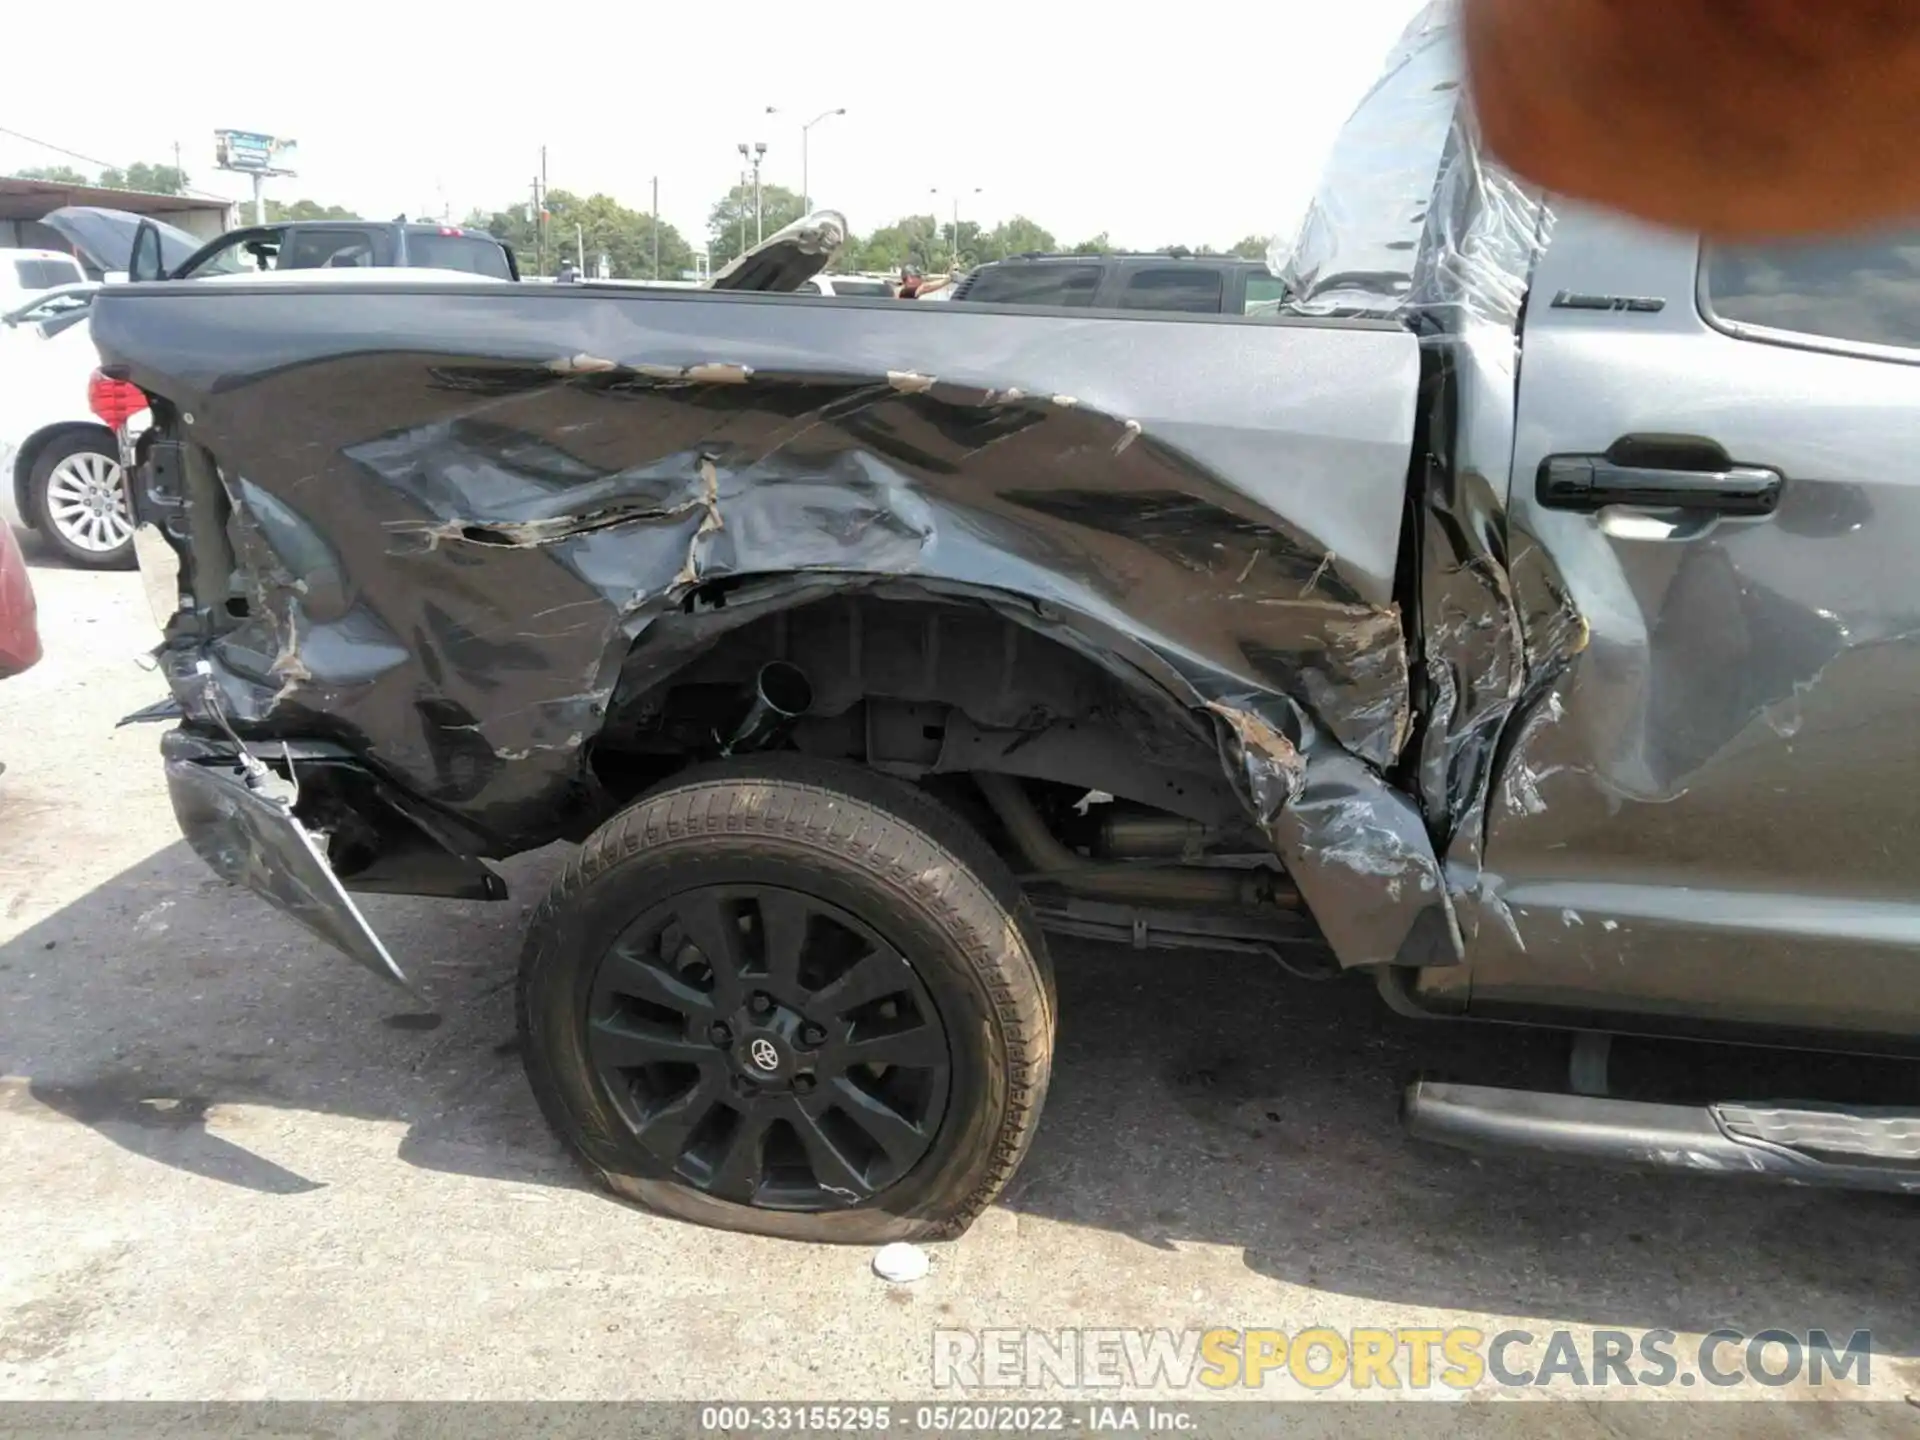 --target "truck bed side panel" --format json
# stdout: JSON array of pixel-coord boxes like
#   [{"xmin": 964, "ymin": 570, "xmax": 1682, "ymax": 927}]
[{"xmin": 92, "ymin": 285, "xmax": 1456, "ymax": 967}]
